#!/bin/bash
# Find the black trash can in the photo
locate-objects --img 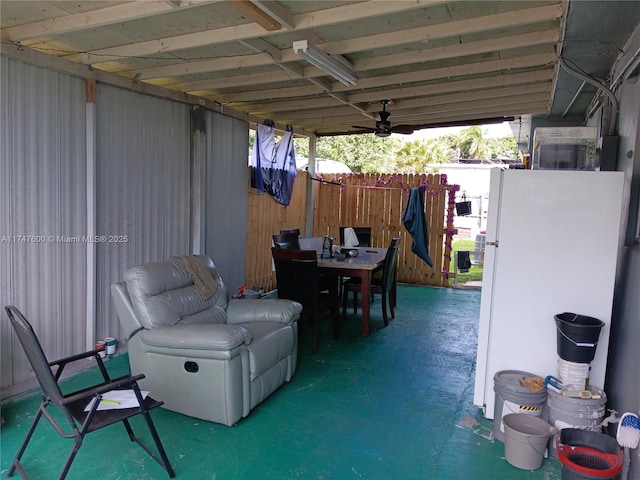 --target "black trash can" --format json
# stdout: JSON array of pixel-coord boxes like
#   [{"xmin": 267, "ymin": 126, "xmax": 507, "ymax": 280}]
[{"xmin": 554, "ymin": 313, "xmax": 604, "ymax": 363}]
